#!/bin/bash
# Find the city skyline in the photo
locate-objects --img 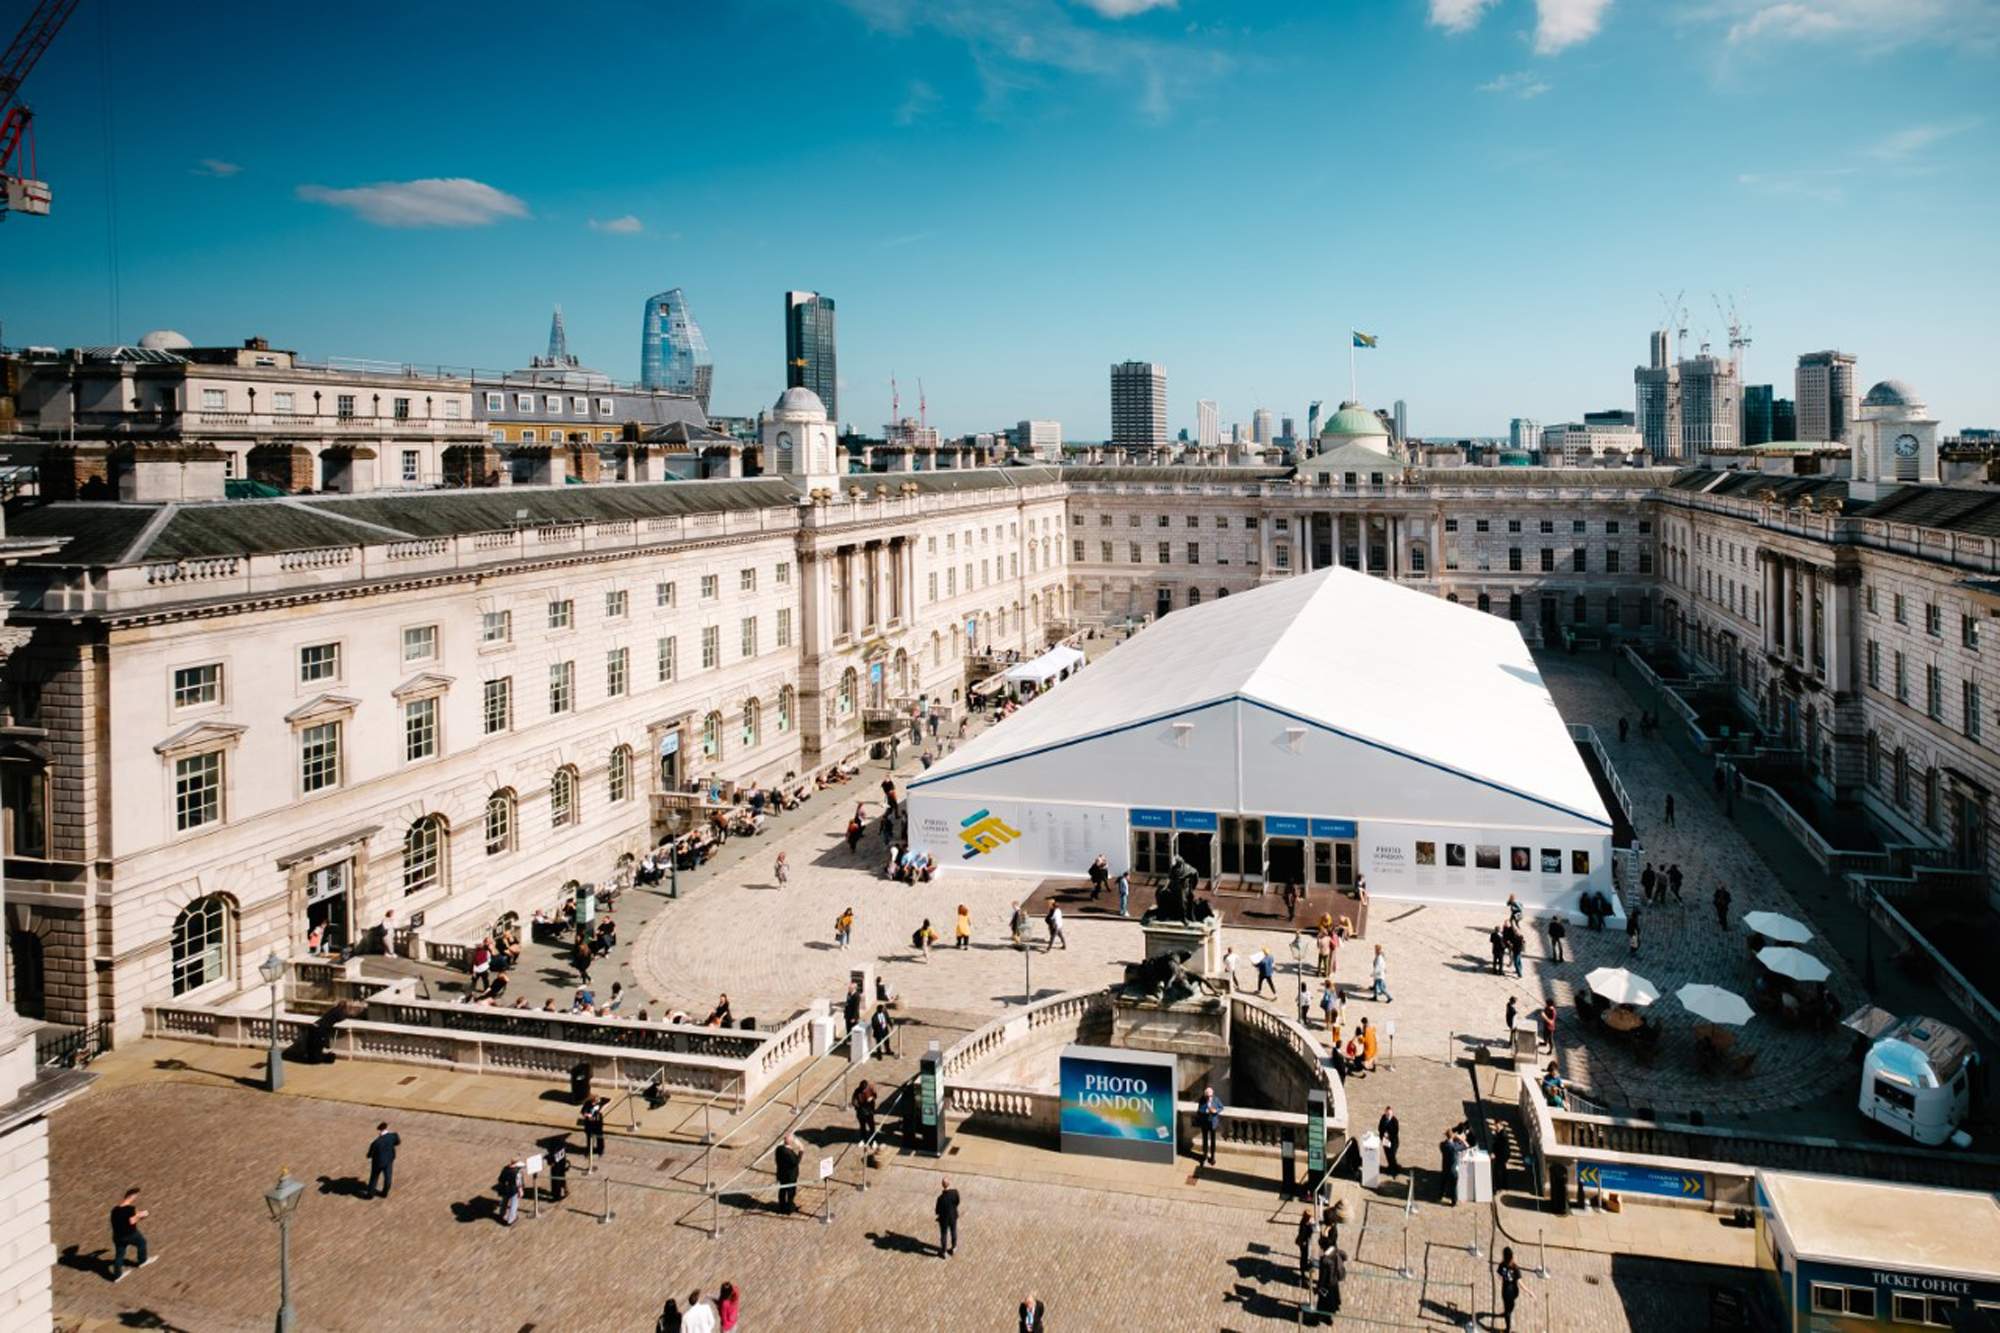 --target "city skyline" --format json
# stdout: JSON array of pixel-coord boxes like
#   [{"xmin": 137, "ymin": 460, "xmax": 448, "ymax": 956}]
[{"xmin": 5, "ymin": 1, "xmax": 1997, "ymax": 435}]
